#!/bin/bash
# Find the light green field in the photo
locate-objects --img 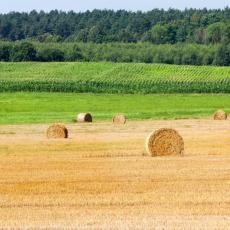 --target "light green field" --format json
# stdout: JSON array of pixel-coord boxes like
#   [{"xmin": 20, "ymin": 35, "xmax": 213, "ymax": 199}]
[
  {"xmin": 1, "ymin": 62, "xmax": 230, "ymax": 93},
  {"xmin": 0, "ymin": 93, "xmax": 229, "ymax": 124}
]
